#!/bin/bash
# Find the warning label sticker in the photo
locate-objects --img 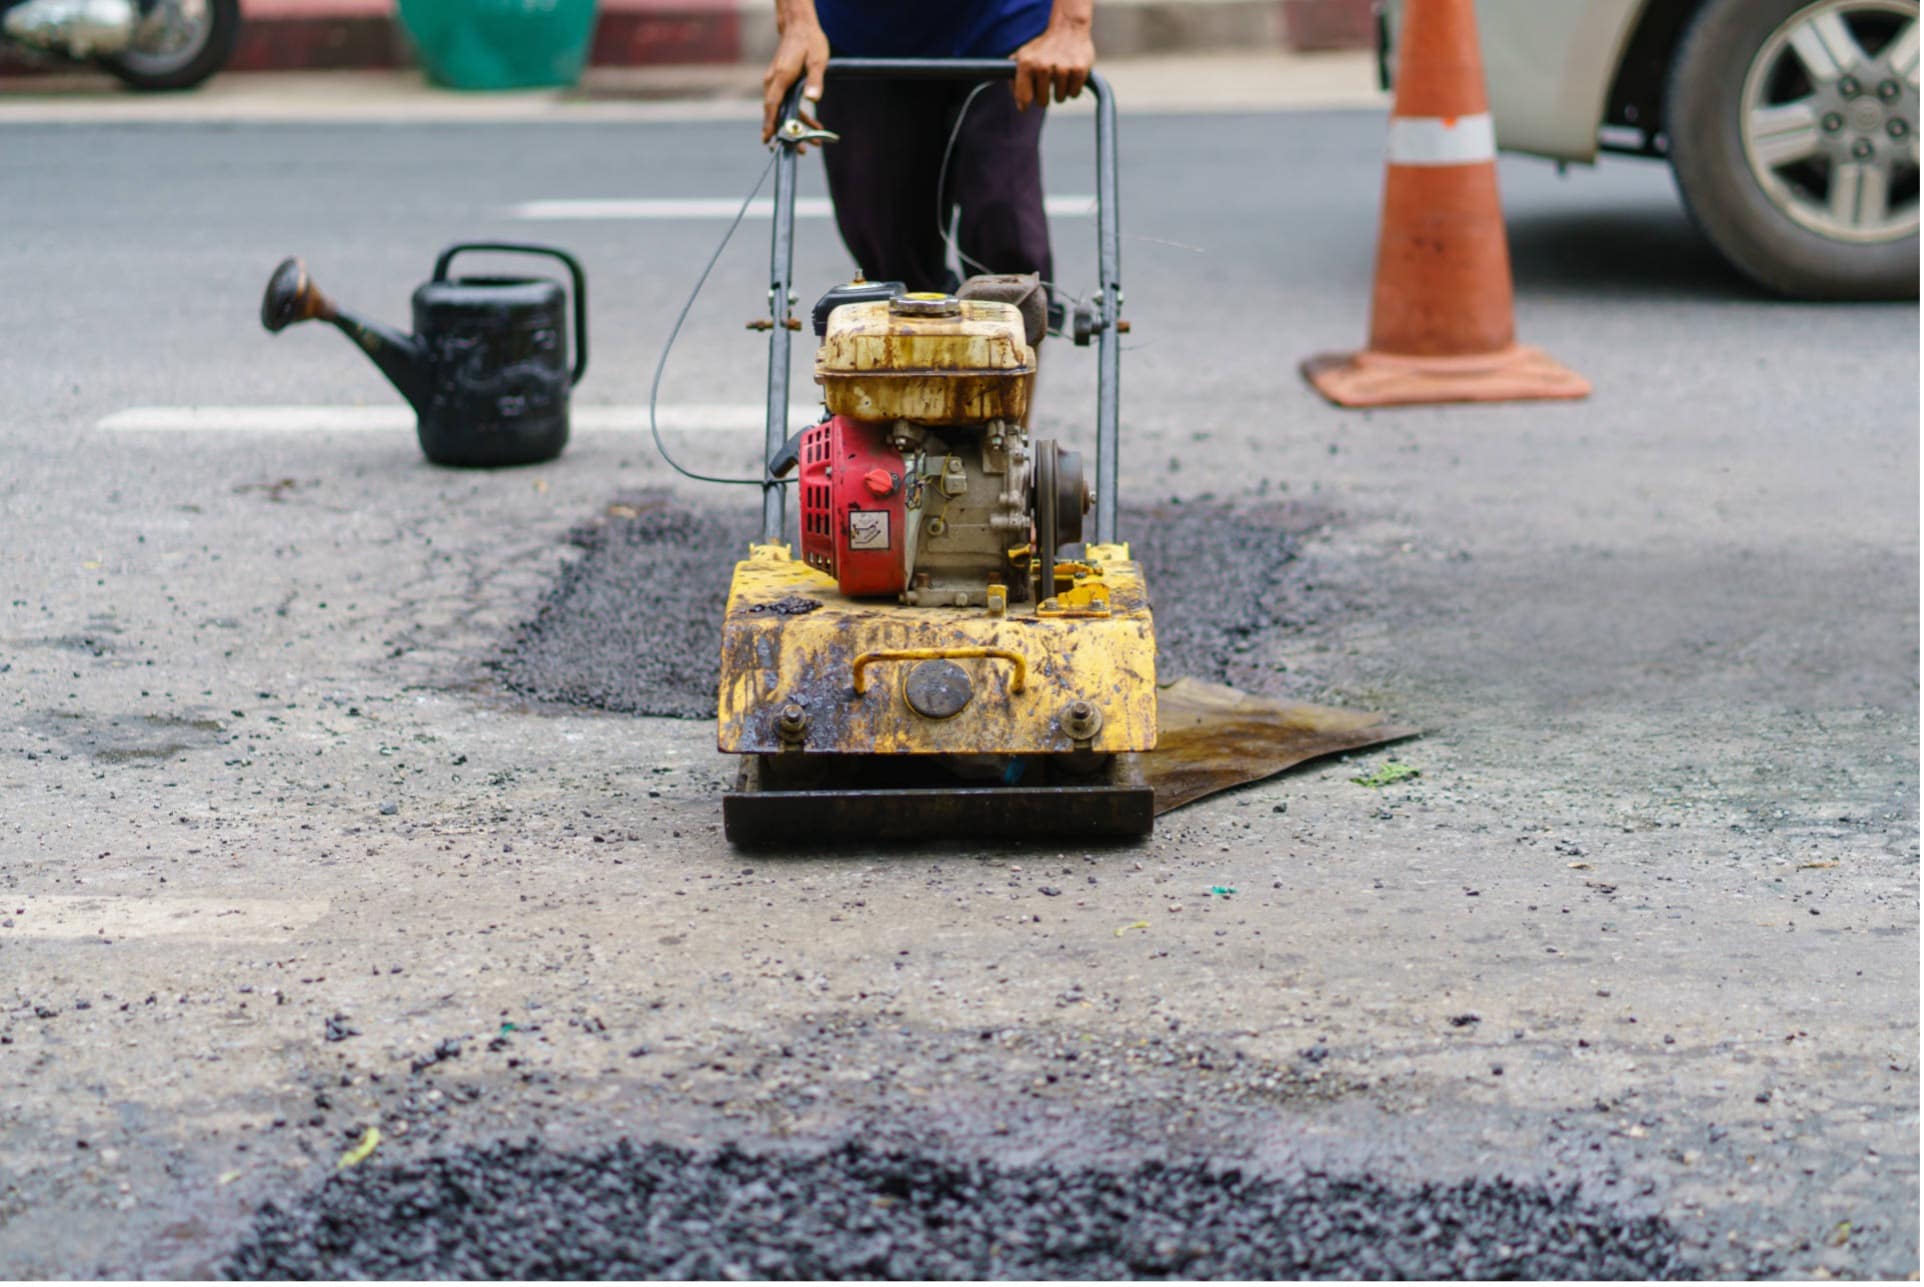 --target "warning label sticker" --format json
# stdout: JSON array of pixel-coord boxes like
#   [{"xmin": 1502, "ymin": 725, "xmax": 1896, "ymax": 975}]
[{"xmin": 847, "ymin": 510, "xmax": 891, "ymax": 551}]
